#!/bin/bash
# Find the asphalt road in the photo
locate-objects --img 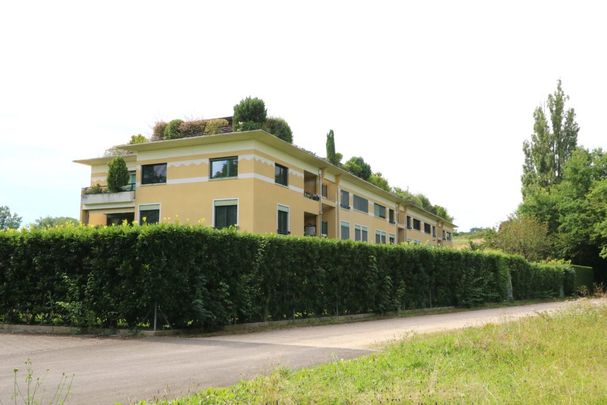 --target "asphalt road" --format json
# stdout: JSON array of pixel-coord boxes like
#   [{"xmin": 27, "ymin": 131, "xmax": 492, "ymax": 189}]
[{"xmin": 0, "ymin": 300, "xmax": 579, "ymax": 404}]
